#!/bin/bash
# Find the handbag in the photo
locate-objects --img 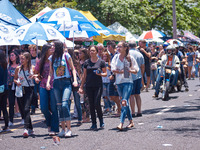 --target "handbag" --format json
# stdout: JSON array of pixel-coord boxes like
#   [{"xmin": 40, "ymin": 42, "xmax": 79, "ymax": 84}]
[
  {"xmin": 15, "ymin": 84, "xmax": 23, "ymax": 97},
  {"xmin": 0, "ymin": 85, "xmax": 5, "ymax": 93},
  {"xmin": 151, "ymin": 62, "xmax": 157, "ymax": 70},
  {"xmin": 64, "ymin": 54, "xmax": 81, "ymax": 91}
]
